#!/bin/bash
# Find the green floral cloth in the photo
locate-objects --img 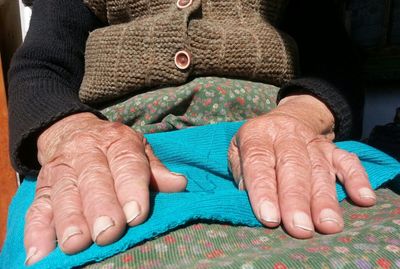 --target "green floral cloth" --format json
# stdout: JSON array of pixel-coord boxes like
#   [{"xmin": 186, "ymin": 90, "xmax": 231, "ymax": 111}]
[
  {"xmin": 86, "ymin": 189, "xmax": 400, "ymax": 269},
  {"xmin": 101, "ymin": 77, "xmax": 279, "ymax": 133},
  {"xmin": 85, "ymin": 77, "xmax": 400, "ymax": 269}
]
